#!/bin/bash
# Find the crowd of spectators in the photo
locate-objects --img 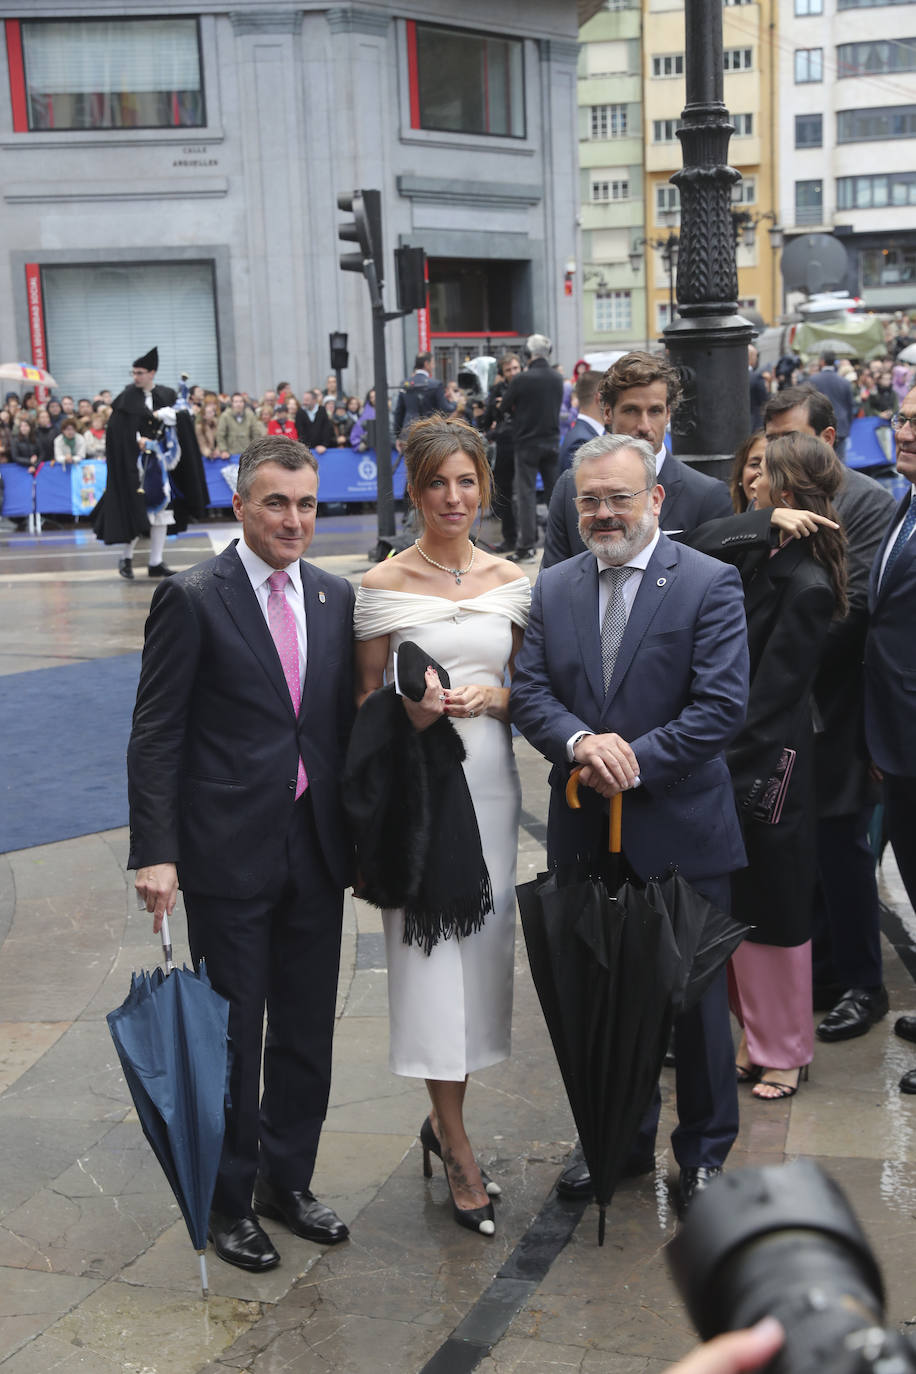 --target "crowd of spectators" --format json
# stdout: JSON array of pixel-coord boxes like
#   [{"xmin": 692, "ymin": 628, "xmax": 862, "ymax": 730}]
[{"xmin": 0, "ymin": 374, "xmax": 389, "ymax": 479}]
